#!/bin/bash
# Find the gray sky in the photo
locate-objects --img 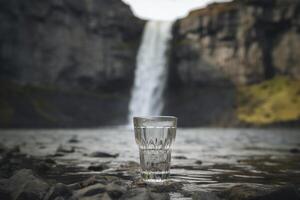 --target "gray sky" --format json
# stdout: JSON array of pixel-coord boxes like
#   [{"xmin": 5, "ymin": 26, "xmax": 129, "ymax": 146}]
[{"xmin": 122, "ymin": 0, "xmax": 231, "ymax": 20}]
